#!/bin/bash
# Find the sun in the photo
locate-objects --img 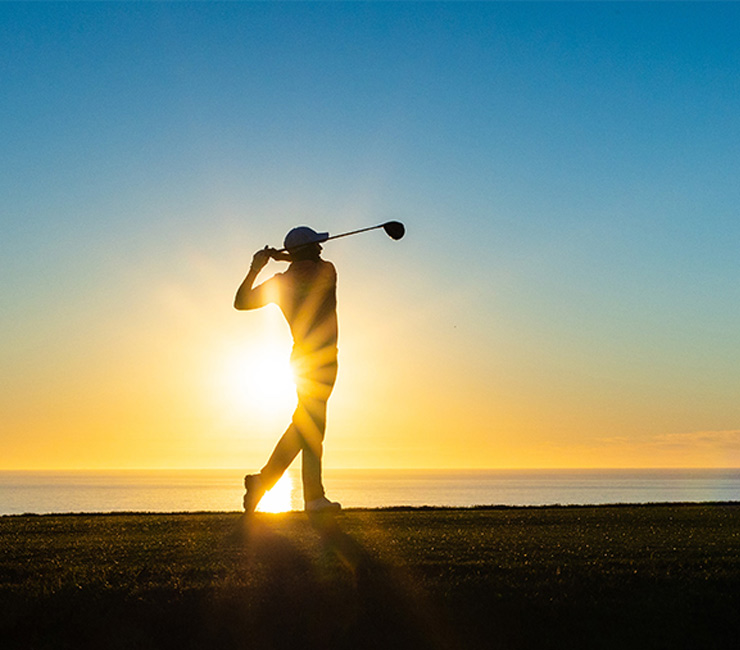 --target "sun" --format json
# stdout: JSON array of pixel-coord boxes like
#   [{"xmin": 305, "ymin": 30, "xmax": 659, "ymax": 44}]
[
  {"xmin": 220, "ymin": 341, "xmax": 296, "ymax": 419},
  {"xmin": 256, "ymin": 473, "xmax": 294, "ymax": 513}
]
